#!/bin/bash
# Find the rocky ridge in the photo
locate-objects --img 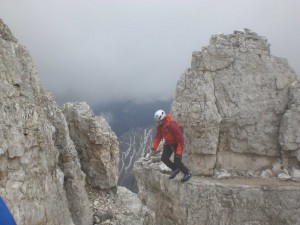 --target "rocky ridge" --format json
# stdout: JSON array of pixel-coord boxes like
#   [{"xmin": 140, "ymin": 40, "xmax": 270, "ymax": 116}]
[
  {"xmin": 62, "ymin": 102, "xmax": 119, "ymax": 190},
  {"xmin": 0, "ymin": 18, "xmax": 91, "ymax": 225},
  {"xmin": 135, "ymin": 155, "xmax": 300, "ymax": 225},
  {"xmin": 134, "ymin": 29, "xmax": 300, "ymax": 225},
  {"xmin": 171, "ymin": 28, "xmax": 299, "ymax": 175},
  {"xmin": 0, "ymin": 19, "xmax": 154, "ymax": 225},
  {"xmin": 2, "ymin": 17, "xmax": 300, "ymax": 225}
]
